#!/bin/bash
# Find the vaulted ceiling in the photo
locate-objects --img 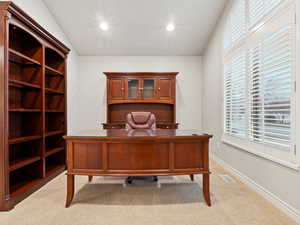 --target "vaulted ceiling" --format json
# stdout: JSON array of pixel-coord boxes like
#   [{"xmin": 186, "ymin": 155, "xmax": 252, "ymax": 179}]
[{"xmin": 43, "ymin": 0, "xmax": 227, "ymax": 56}]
